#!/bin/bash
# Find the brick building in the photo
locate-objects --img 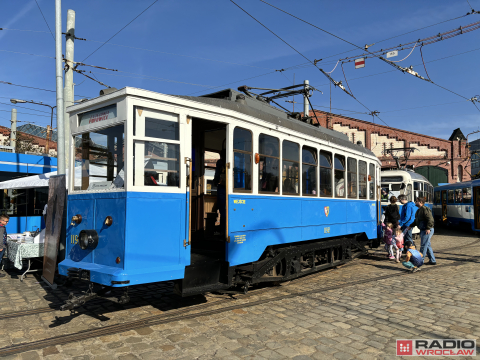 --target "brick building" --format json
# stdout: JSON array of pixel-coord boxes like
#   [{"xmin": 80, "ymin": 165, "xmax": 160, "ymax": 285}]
[{"xmin": 310, "ymin": 110, "xmax": 469, "ymax": 186}]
